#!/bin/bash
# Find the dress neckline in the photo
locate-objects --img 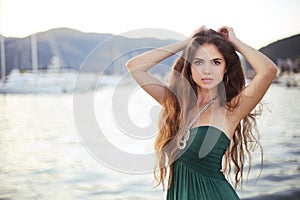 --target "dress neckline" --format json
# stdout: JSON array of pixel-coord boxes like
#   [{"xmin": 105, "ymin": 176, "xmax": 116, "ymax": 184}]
[{"xmin": 190, "ymin": 125, "xmax": 230, "ymax": 141}]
